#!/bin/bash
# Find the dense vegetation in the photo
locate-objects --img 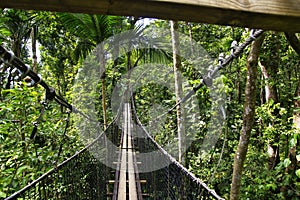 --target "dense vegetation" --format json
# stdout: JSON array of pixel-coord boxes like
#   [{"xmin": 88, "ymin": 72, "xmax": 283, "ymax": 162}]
[{"xmin": 0, "ymin": 9, "xmax": 299, "ymax": 199}]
